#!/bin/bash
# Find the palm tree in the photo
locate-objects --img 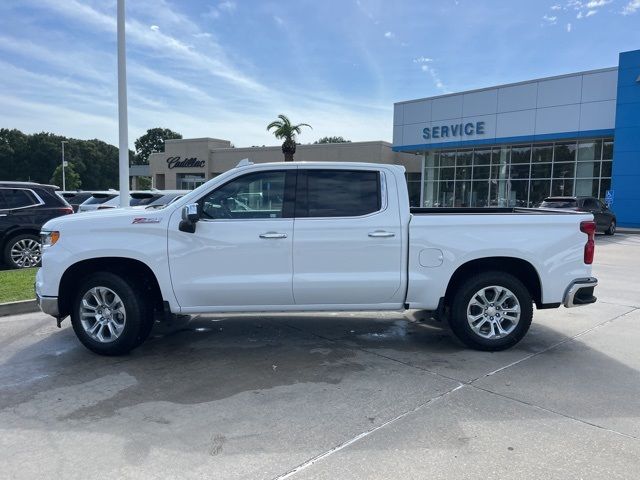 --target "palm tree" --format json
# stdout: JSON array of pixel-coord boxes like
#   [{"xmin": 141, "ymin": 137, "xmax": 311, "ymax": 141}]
[{"xmin": 266, "ymin": 114, "xmax": 312, "ymax": 162}]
